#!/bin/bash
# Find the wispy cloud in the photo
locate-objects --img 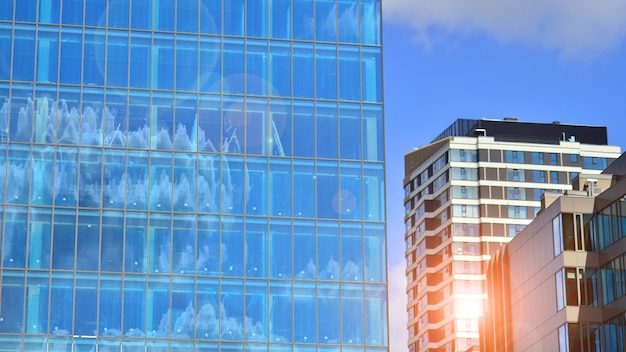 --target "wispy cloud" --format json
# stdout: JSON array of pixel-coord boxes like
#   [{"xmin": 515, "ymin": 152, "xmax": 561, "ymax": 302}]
[
  {"xmin": 384, "ymin": 0, "xmax": 626, "ymax": 59},
  {"xmin": 388, "ymin": 262, "xmax": 409, "ymax": 352}
]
